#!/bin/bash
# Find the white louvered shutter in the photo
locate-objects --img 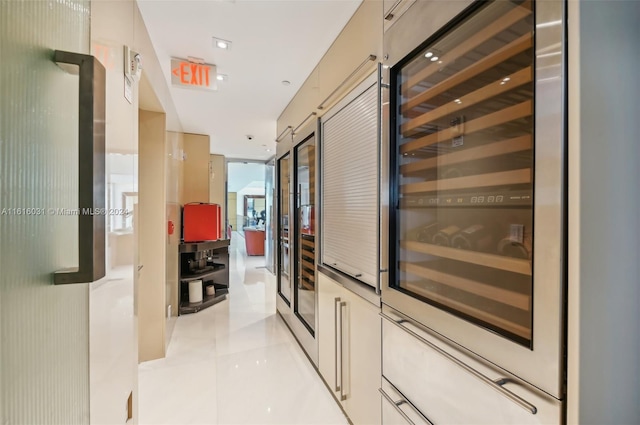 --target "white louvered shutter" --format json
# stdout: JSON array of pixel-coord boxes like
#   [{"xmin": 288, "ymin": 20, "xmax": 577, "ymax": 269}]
[{"xmin": 321, "ymin": 83, "xmax": 378, "ymax": 287}]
